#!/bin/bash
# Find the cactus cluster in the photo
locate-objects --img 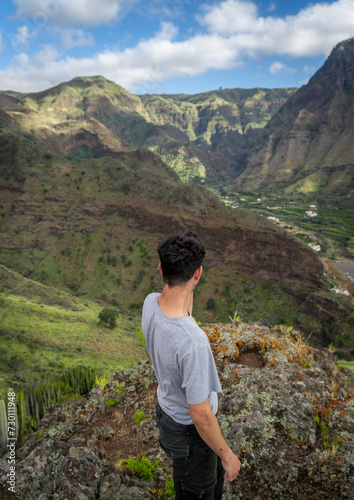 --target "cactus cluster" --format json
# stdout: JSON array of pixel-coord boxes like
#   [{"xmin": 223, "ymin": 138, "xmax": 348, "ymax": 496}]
[
  {"xmin": 60, "ymin": 366, "xmax": 97, "ymax": 396},
  {"xmin": 19, "ymin": 366, "xmax": 97, "ymax": 426},
  {"xmin": 0, "ymin": 366, "xmax": 99, "ymax": 452},
  {"xmin": 0, "ymin": 389, "xmax": 26, "ymax": 458},
  {"xmin": 20, "ymin": 377, "xmax": 67, "ymax": 425},
  {"xmin": 0, "ymin": 399, "xmax": 7, "ymax": 456}
]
